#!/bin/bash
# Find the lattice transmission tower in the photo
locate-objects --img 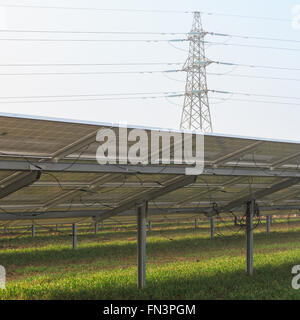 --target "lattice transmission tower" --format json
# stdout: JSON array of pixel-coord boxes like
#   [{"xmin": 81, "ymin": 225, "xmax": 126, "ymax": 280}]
[{"xmin": 180, "ymin": 11, "xmax": 213, "ymax": 132}]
